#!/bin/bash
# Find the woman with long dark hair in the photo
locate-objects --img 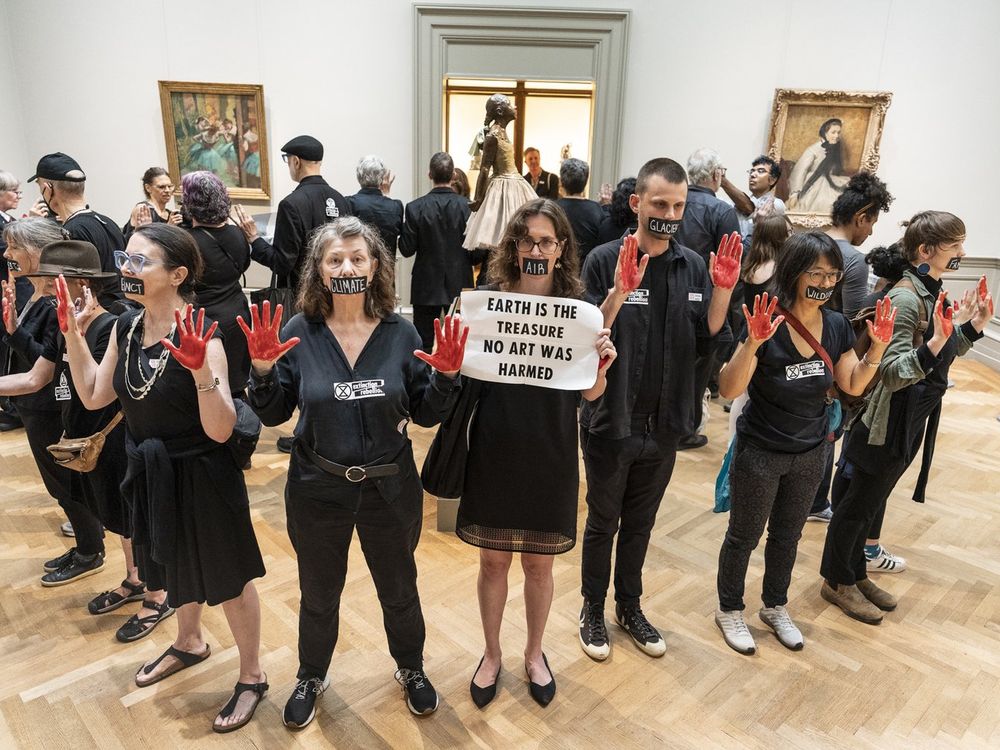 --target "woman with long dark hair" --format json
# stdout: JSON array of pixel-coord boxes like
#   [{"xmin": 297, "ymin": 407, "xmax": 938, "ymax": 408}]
[
  {"xmin": 787, "ymin": 118, "xmax": 850, "ymax": 214},
  {"xmin": 820, "ymin": 211, "xmax": 993, "ymax": 624},
  {"xmin": 459, "ymin": 199, "xmax": 615, "ymax": 708},
  {"xmin": 714, "ymin": 232, "xmax": 893, "ymax": 654}
]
